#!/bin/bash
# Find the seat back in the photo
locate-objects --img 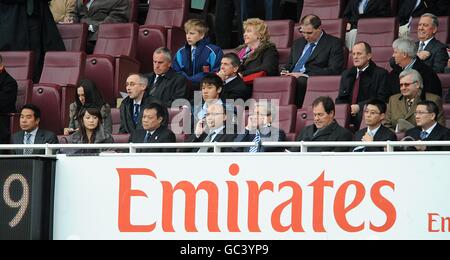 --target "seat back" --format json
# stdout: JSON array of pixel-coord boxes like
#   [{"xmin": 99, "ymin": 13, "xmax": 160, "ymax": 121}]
[
  {"xmin": 112, "ymin": 134, "xmax": 131, "ymax": 143},
  {"xmin": 355, "ymin": 17, "xmax": 399, "ymax": 47},
  {"xmin": 168, "ymin": 107, "xmax": 191, "ymax": 134},
  {"xmin": 294, "ymin": 19, "xmax": 346, "ymax": 41},
  {"xmin": 410, "ymin": 16, "xmax": 449, "ymax": 44},
  {"xmin": 94, "ymin": 23, "xmax": 138, "ymax": 58},
  {"xmin": 145, "ymin": 0, "xmax": 189, "ymax": 27},
  {"xmin": 39, "ymin": 51, "xmax": 85, "ymax": 86},
  {"xmin": 301, "ymin": 0, "xmax": 345, "ymax": 19},
  {"xmin": 111, "ymin": 108, "xmax": 121, "ymax": 134},
  {"xmin": 252, "ymin": 77, "xmax": 296, "ymax": 106},
  {"xmin": 302, "ymin": 76, "xmax": 341, "ymax": 108},
  {"xmin": 438, "ymin": 73, "xmax": 450, "ymax": 99},
  {"xmin": 0, "ymin": 51, "xmax": 34, "ymax": 81},
  {"xmin": 276, "ymin": 105, "xmax": 297, "ymax": 133},
  {"xmin": 266, "ymin": 20, "xmax": 294, "ymax": 48},
  {"xmin": 16, "ymin": 80, "xmax": 32, "ymax": 111},
  {"xmin": 129, "ymin": 0, "xmax": 139, "ymax": 23},
  {"xmin": 57, "ymin": 23, "xmax": 88, "ymax": 52},
  {"xmin": 444, "ymin": 104, "xmax": 450, "ymax": 128},
  {"xmin": 31, "ymin": 85, "xmax": 63, "ymax": 134}
]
